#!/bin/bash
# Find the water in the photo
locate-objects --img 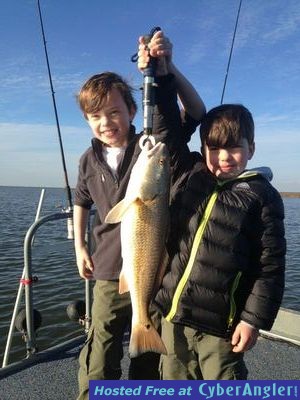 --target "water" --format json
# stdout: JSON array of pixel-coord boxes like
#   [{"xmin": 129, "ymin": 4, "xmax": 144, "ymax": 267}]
[
  {"xmin": 0, "ymin": 186, "xmax": 84, "ymax": 365},
  {"xmin": 281, "ymin": 197, "xmax": 300, "ymax": 312},
  {"xmin": 0, "ymin": 186, "xmax": 299, "ymax": 365}
]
